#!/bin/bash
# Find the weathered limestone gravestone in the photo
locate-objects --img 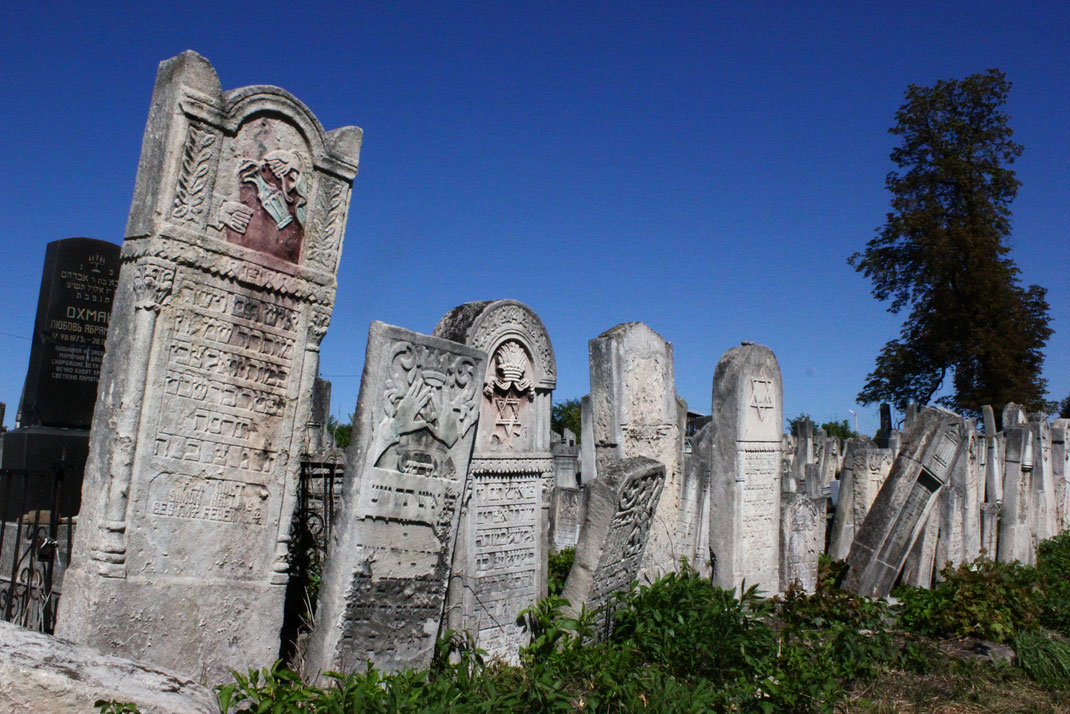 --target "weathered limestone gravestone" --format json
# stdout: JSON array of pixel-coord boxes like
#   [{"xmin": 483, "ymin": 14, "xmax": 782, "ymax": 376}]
[
  {"xmin": 843, "ymin": 406, "xmax": 964, "ymax": 597},
  {"xmin": 550, "ymin": 428, "xmax": 584, "ymax": 552},
  {"xmin": 561, "ymin": 456, "xmax": 665, "ymax": 632},
  {"xmin": 779, "ymin": 492, "xmax": 825, "ymax": 593},
  {"xmin": 2, "ymin": 238, "xmax": 120, "ymax": 518},
  {"xmin": 589, "ymin": 323, "xmax": 684, "ymax": 578},
  {"xmin": 708, "ymin": 342, "xmax": 783, "ymax": 594},
  {"xmin": 998, "ymin": 426, "xmax": 1034, "ymax": 564},
  {"xmin": 306, "ymin": 322, "xmax": 485, "ymax": 675},
  {"xmin": 57, "ymin": 51, "xmax": 362, "ymax": 681},
  {"xmin": 433, "ymin": 300, "xmax": 556, "ymax": 662},
  {"xmin": 683, "ymin": 421, "xmax": 713, "ymax": 576}
]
